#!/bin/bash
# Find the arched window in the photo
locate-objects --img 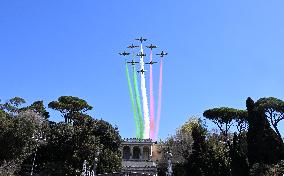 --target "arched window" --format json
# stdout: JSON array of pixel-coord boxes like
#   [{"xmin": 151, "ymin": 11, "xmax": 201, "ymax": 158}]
[
  {"xmin": 143, "ymin": 146, "xmax": 150, "ymax": 160},
  {"xmin": 123, "ymin": 146, "xmax": 131, "ymax": 160},
  {"xmin": 133, "ymin": 146, "xmax": 141, "ymax": 159}
]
